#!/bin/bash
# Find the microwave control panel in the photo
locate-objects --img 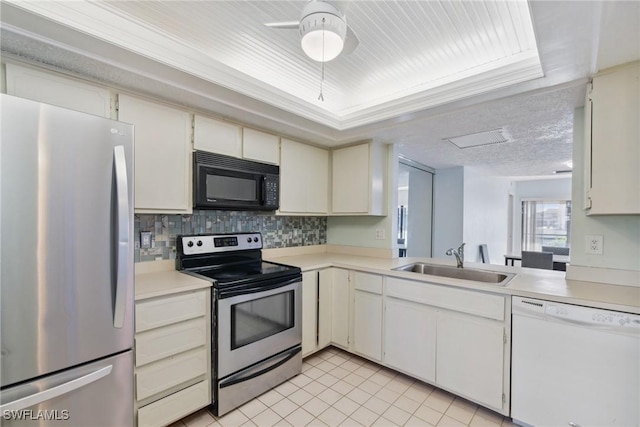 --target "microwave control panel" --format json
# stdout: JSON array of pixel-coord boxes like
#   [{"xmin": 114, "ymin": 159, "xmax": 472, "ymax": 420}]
[{"xmin": 264, "ymin": 175, "xmax": 279, "ymax": 209}]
